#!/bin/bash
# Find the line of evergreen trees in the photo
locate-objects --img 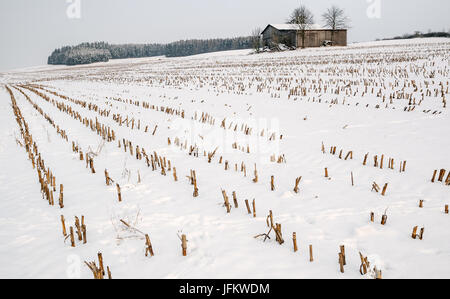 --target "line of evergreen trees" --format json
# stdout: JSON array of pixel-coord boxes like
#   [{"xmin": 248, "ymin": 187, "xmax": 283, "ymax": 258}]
[
  {"xmin": 48, "ymin": 37, "xmax": 252, "ymax": 66},
  {"xmin": 382, "ymin": 31, "xmax": 450, "ymax": 41}
]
